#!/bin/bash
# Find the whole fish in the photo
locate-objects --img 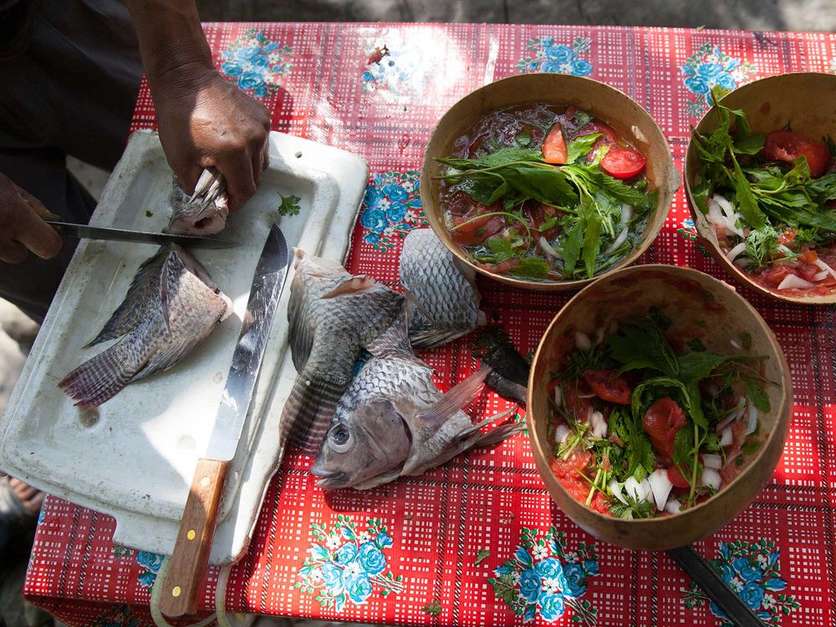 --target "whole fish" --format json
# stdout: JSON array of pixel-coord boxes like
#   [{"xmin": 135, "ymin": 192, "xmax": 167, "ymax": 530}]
[
  {"xmin": 399, "ymin": 229, "xmax": 486, "ymax": 349},
  {"xmin": 59, "ymin": 245, "xmax": 231, "ymax": 407},
  {"xmin": 311, "ymin": 357, "xmax": 523, "ymax": 490},
  {"xmin": 166, "ymin": 168, "xmax": 229, "ymax": 236},
  {"xmin": 281, "ymin": 250, "xmax": 406, "ymax": 453}
]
